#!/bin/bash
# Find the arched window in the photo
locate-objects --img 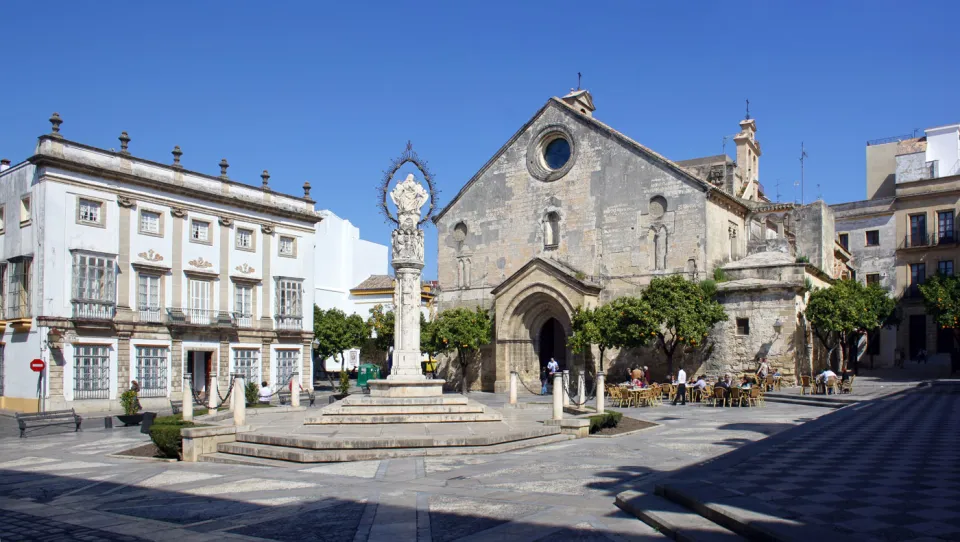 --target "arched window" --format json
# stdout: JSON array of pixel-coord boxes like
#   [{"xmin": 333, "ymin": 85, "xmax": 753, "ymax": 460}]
[{"xmin": 544, "ymin": 212, "xmax": 560, "ymax": 249}]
